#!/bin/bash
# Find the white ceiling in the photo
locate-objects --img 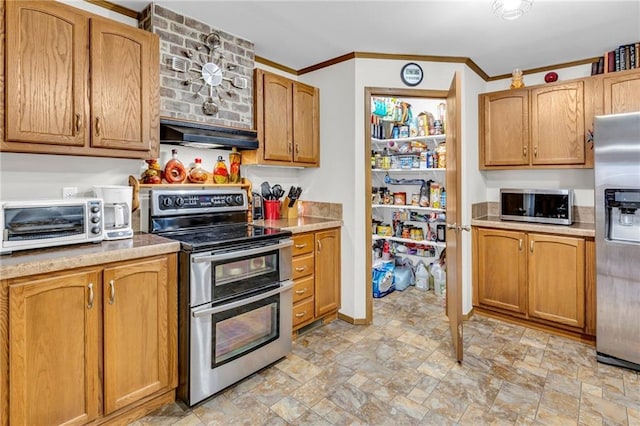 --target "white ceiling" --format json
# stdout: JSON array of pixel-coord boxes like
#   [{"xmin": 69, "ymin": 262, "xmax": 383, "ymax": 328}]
[{"xmin": 112, "ymin": 0, "xmax": 640, "ymax": 77}]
